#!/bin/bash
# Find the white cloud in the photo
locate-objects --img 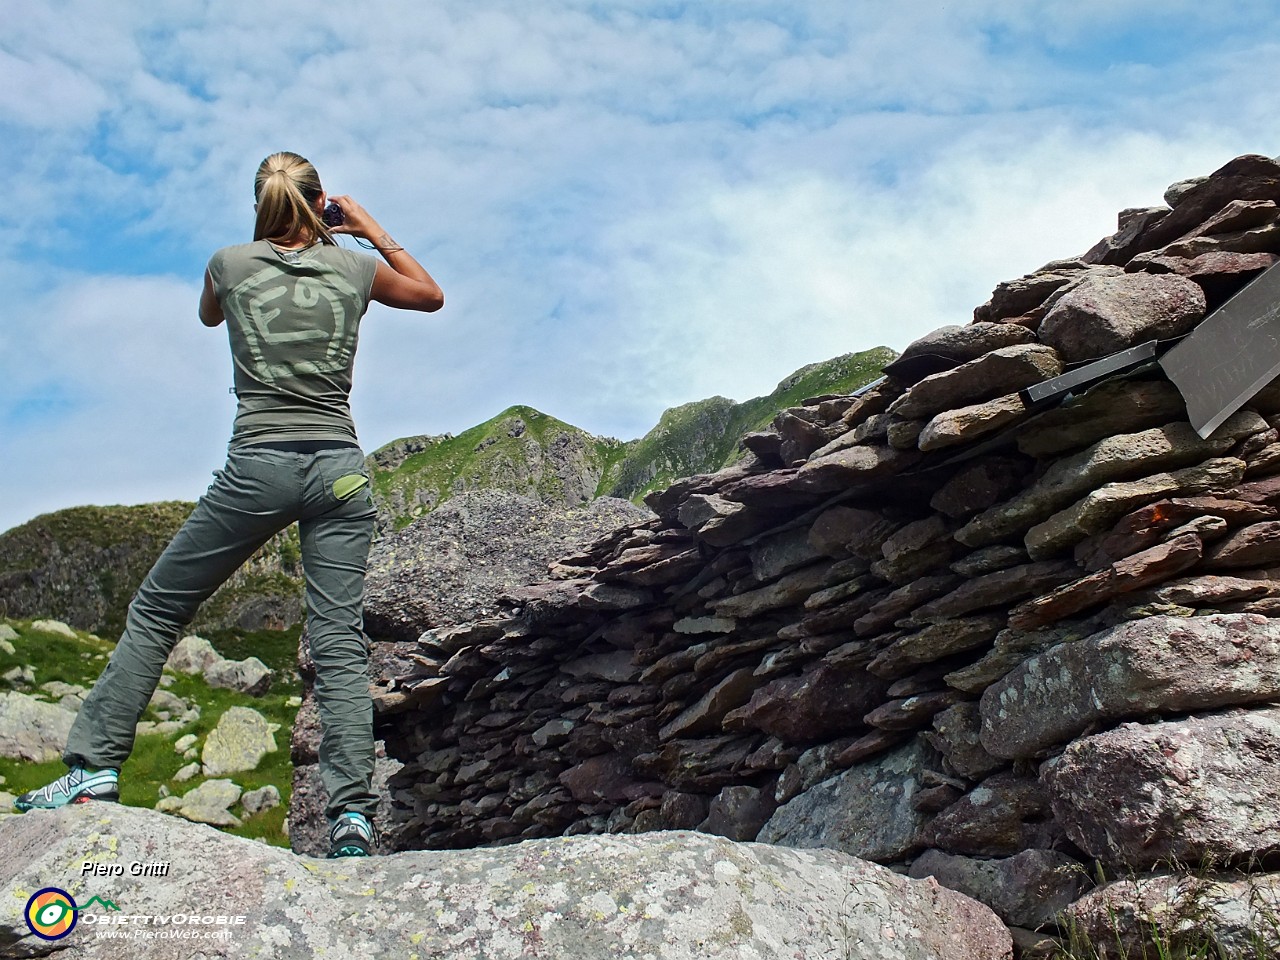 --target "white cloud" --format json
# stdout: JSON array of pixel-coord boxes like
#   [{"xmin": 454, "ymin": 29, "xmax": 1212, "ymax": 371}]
[{"xmin": 5, "ymin": 2, "xmax": 1280, "ymax": 533}]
